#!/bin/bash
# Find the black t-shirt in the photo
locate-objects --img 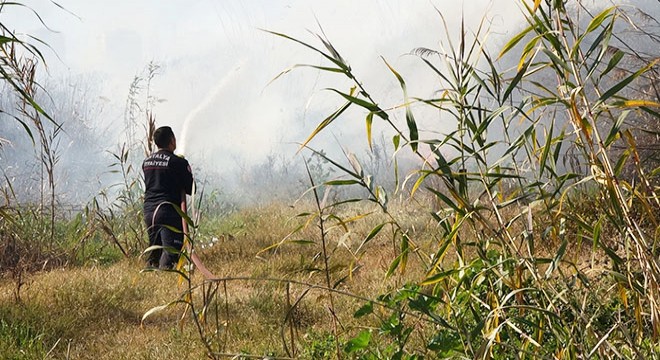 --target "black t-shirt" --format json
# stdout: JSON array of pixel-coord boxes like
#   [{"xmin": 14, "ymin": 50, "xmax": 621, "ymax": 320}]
[{"xmin": 142, "ymin": 149, "xmax": 194, "ymax": 212}]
